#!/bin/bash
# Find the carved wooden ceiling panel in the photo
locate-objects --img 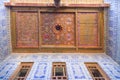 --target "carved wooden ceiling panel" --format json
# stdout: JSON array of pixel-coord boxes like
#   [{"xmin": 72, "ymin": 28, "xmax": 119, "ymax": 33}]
[
  {"xmin": 16, "ymin": 12, "xmax": 39, "ymax": 48},
  {"xmin": 77, "ymin": 12, "xmax": 99, "ymax": 47},
  {"xmin": 41, "ymin": 12, "xmax": 75, "ymax": 47}
]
